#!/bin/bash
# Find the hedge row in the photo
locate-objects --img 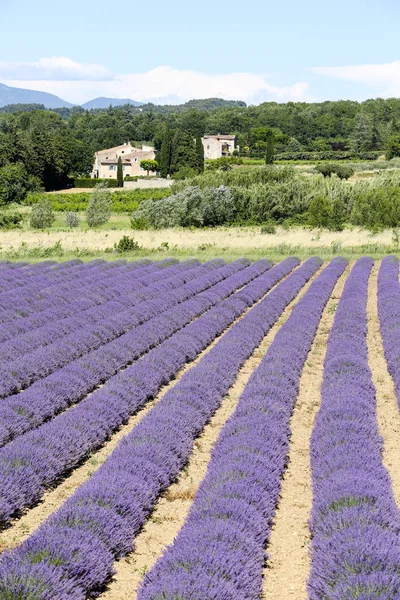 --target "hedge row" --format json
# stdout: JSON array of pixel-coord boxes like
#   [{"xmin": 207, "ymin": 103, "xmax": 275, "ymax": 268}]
[
  {"xmin": 275, "ymin": 150, "xmax": 383, "ymax": 162},
  {"xmin": 73, "ymin": 178, "xmax": 120, "ymax": 188},
  {"xmin": 25, "ymin": 189, "xmax": 171, "ymax": 213}
]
